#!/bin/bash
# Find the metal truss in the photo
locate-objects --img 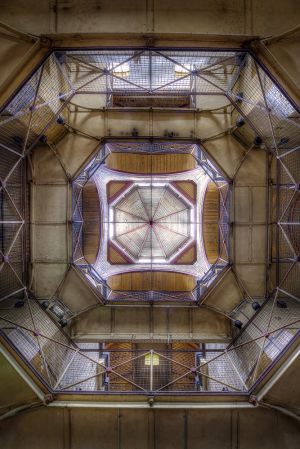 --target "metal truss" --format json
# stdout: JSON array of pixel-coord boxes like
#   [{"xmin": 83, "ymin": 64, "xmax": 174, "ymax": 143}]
[
  {"xmin": 0, "ymin": 293, "xmax": 298, "ymax": 394},
  {"xmin": 0, "ymin": 47, "xmax": 299, "ymax": 398},
  {"xmin": 0, "ymin": 151, "xmax": 27, "ymax": 306},
  {"xmin": 1, "ymin": 49, "xmax": 299, "ymax": 154}
]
